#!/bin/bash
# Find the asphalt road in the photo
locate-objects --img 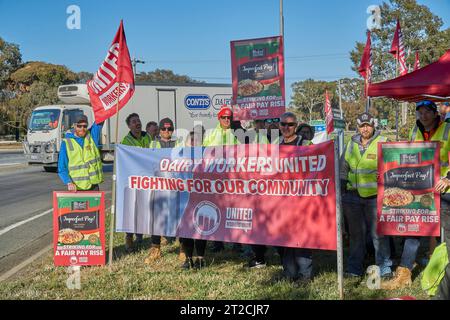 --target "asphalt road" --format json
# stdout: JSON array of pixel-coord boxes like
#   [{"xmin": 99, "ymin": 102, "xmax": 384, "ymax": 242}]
[
  {"xmin": 0, "ymin": 150, "xmax": 27, "ymax": 167},
  {"xmin": 0, "ymin": 162, "xmax": 112, "ymax": 279}
]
